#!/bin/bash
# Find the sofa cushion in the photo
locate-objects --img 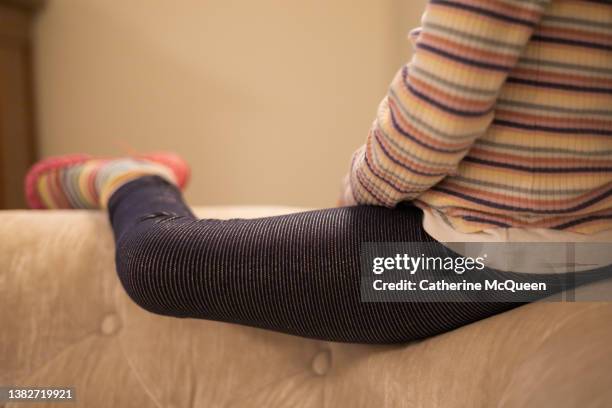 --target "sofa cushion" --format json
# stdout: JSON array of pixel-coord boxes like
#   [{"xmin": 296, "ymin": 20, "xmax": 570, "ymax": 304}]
[{"xmin": 1, "ymin": 207, "xmax": 611, "ymax": 407}]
